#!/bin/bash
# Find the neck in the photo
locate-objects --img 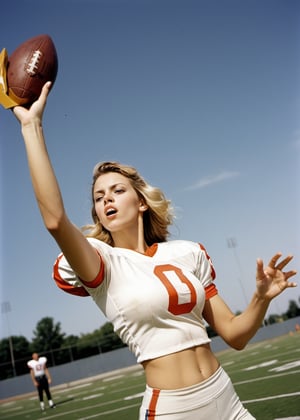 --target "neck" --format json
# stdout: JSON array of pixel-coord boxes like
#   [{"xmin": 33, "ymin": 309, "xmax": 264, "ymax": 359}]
[{"xmin": 112, "ymin": 213, "xmax": 147, "ymax": 253}]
